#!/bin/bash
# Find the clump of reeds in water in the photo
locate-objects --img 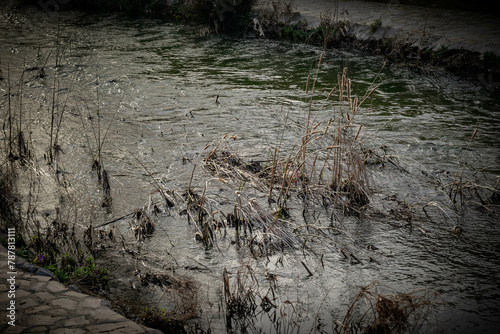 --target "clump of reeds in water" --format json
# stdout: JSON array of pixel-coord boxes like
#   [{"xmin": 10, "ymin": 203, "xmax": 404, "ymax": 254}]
[
  {"xmin": 444, "ymin": 122, "xmax": 500, "ymax": 216},
  {"xmin": 196, "ymin": 65, "xmax": 377, "ymax": 261},
  {"xmin": 174, "ymin": 171, "xmax": 298, "ymax": 255},
  {"xmin": 337, "ymin": 283, "xmax": 440, "ymax": 334},
  {"xmin": 205, "ymin": 66, "xmax": 372, "ymax": 218},
  {"xmin": 229, "ymin": 191, "xmax": 298, "ymax": 253},
  {"xmin": 131, "ymin": 207, "xmax": 155, "ymax": 241},
  {"xmin": 222, "ymin": 266, "xmax": 259, "ymax": 332},
  {"xmin": 139, "ymin": 270, "xmax": 199, "ymax": 331},
  {"xmin": 179, "ymin": 183, "xmax": 222, "ymax": 249}
]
